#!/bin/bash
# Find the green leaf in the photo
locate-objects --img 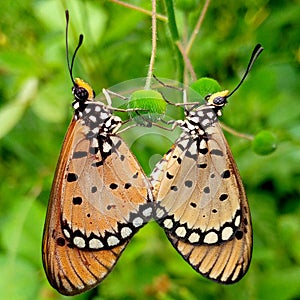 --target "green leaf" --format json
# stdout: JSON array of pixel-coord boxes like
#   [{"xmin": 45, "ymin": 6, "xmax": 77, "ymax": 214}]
[
  {"xmin": 0, "ymin": 78, "xmax": 38, "ymax": 139},
  {"xmin": 34, "ymin": 0, "xmax": 107, "ymax": 45},
  {"xmin": 190, "ymin": 77, "xmax": 222, "ymax": 98}
]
